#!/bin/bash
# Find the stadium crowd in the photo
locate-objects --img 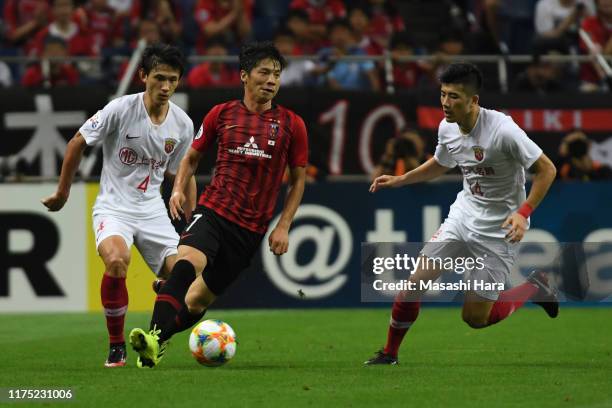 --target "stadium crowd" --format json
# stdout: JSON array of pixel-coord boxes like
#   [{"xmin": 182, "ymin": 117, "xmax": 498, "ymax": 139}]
[{"xmin": 0, "ymin": 0, "xmax": 611, "ymax": 91}]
